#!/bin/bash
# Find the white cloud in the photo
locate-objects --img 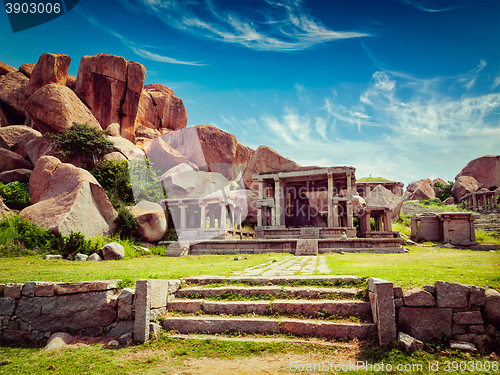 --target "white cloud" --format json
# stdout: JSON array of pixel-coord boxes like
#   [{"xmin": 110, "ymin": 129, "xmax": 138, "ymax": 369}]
[
  {"xmin": 228, "ymin": 70, "xmax": 500, "ymax": 185},
  {"xmin": 76, "ymin": 8, "xmax": 204, "ymax": 66},
  {"xmin": 128, "ymin": 0, "xmax": 368, "ymax": 51},
  {"xmin": 491, "ymin": 76, "xmax": 500, "ymax": 90}
]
